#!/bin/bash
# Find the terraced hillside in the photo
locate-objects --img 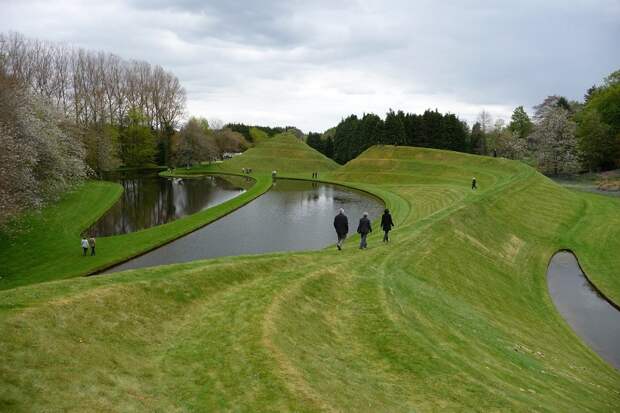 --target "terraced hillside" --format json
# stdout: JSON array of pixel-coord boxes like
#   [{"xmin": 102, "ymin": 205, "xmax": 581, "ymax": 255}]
[{"xmin": 1, "ymin": 146, "xmax": 619, "ymax": 411}]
